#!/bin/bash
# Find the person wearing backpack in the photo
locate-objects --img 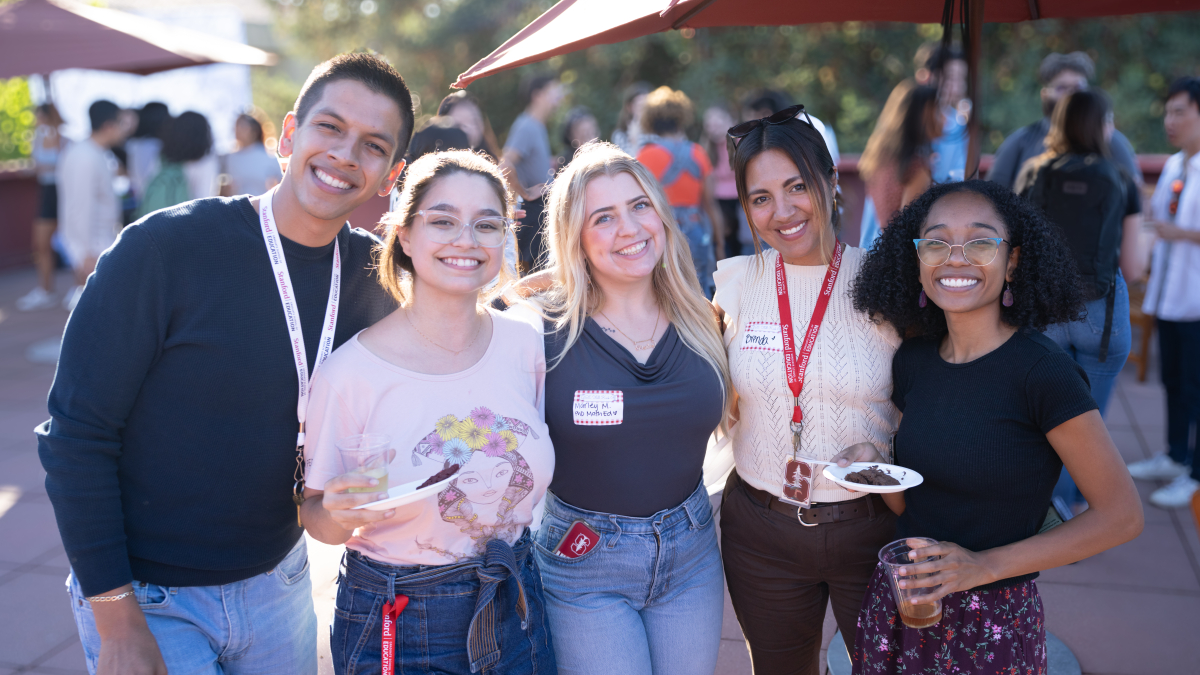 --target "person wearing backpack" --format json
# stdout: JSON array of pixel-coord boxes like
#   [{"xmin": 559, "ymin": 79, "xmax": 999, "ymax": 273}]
[
  {"xmin": 637, "ymin": 87, "xmax": 724, "ymax": 298},
  {"xmin": 1016, "ymin": 89, "xmax": 1145, "ymax": 514}
]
